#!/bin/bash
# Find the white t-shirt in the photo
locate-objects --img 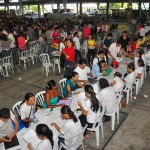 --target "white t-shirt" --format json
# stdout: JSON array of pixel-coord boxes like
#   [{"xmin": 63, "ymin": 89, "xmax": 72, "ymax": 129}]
[
  {"xmin": 60, "ymin": 119, "xmax": 82, "ymax": 145},
  {"xmin": 134, "ymin": 57, "xmax": 139, "ymax": 68},
  {"xmin": 112, "ymin": 76, "xmax": 124, "ymax": 93},
  {"xmin": 60, "ymin": 32, "xmax": 67, "ymax": 38},
  {"xmin": 139, "ymin": 28, "xmax": 146, "ymax": 37},
  {"xmin": 98, "ymin": 87, "xmax": 116, "ymax": 113},
  {"xmin": 0, "ymin": 110, "xmax": 15, "ymax": 138},
  {"xmin": 124, "ymin": 72, "xmax": 136, "ymax": 86},
  {"xmin": 135, "ymin": 66, "xmax": 144, "ymax": 76},
  {"xmin": 145, "ymin": 51, "xmax": 150, "ymax": 59},
  {"xmin": 78, "ymin": 31, "xmax": 82, "ymax": 38},
  {"xmin": 8, "ymin": 34, "xmax": 16, "ymax": 48},
  {"xmin": 108, "ymin": 43, "xmax": 121, "ymax": 59},
  {"xmin": 20, "ymin": 103, "xmax": 34, "ymax": 120},
  {"xmin": 36, "ymin": 139, "xmax": 52, "ymax": 150},
  {"xmin": 73, "ymin": 36, "xmax": 80, "ymax": 50},
  {"xmin": 81, "ymin": 97, "xmax": 99, "ymax": 123},
  {"xmin": 74, "ymin": 66, "xmax": 90, "ymax": 81},
  {"xmin": 59, "ymin": 42, "xmax": 65, "ymax": 52}
]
